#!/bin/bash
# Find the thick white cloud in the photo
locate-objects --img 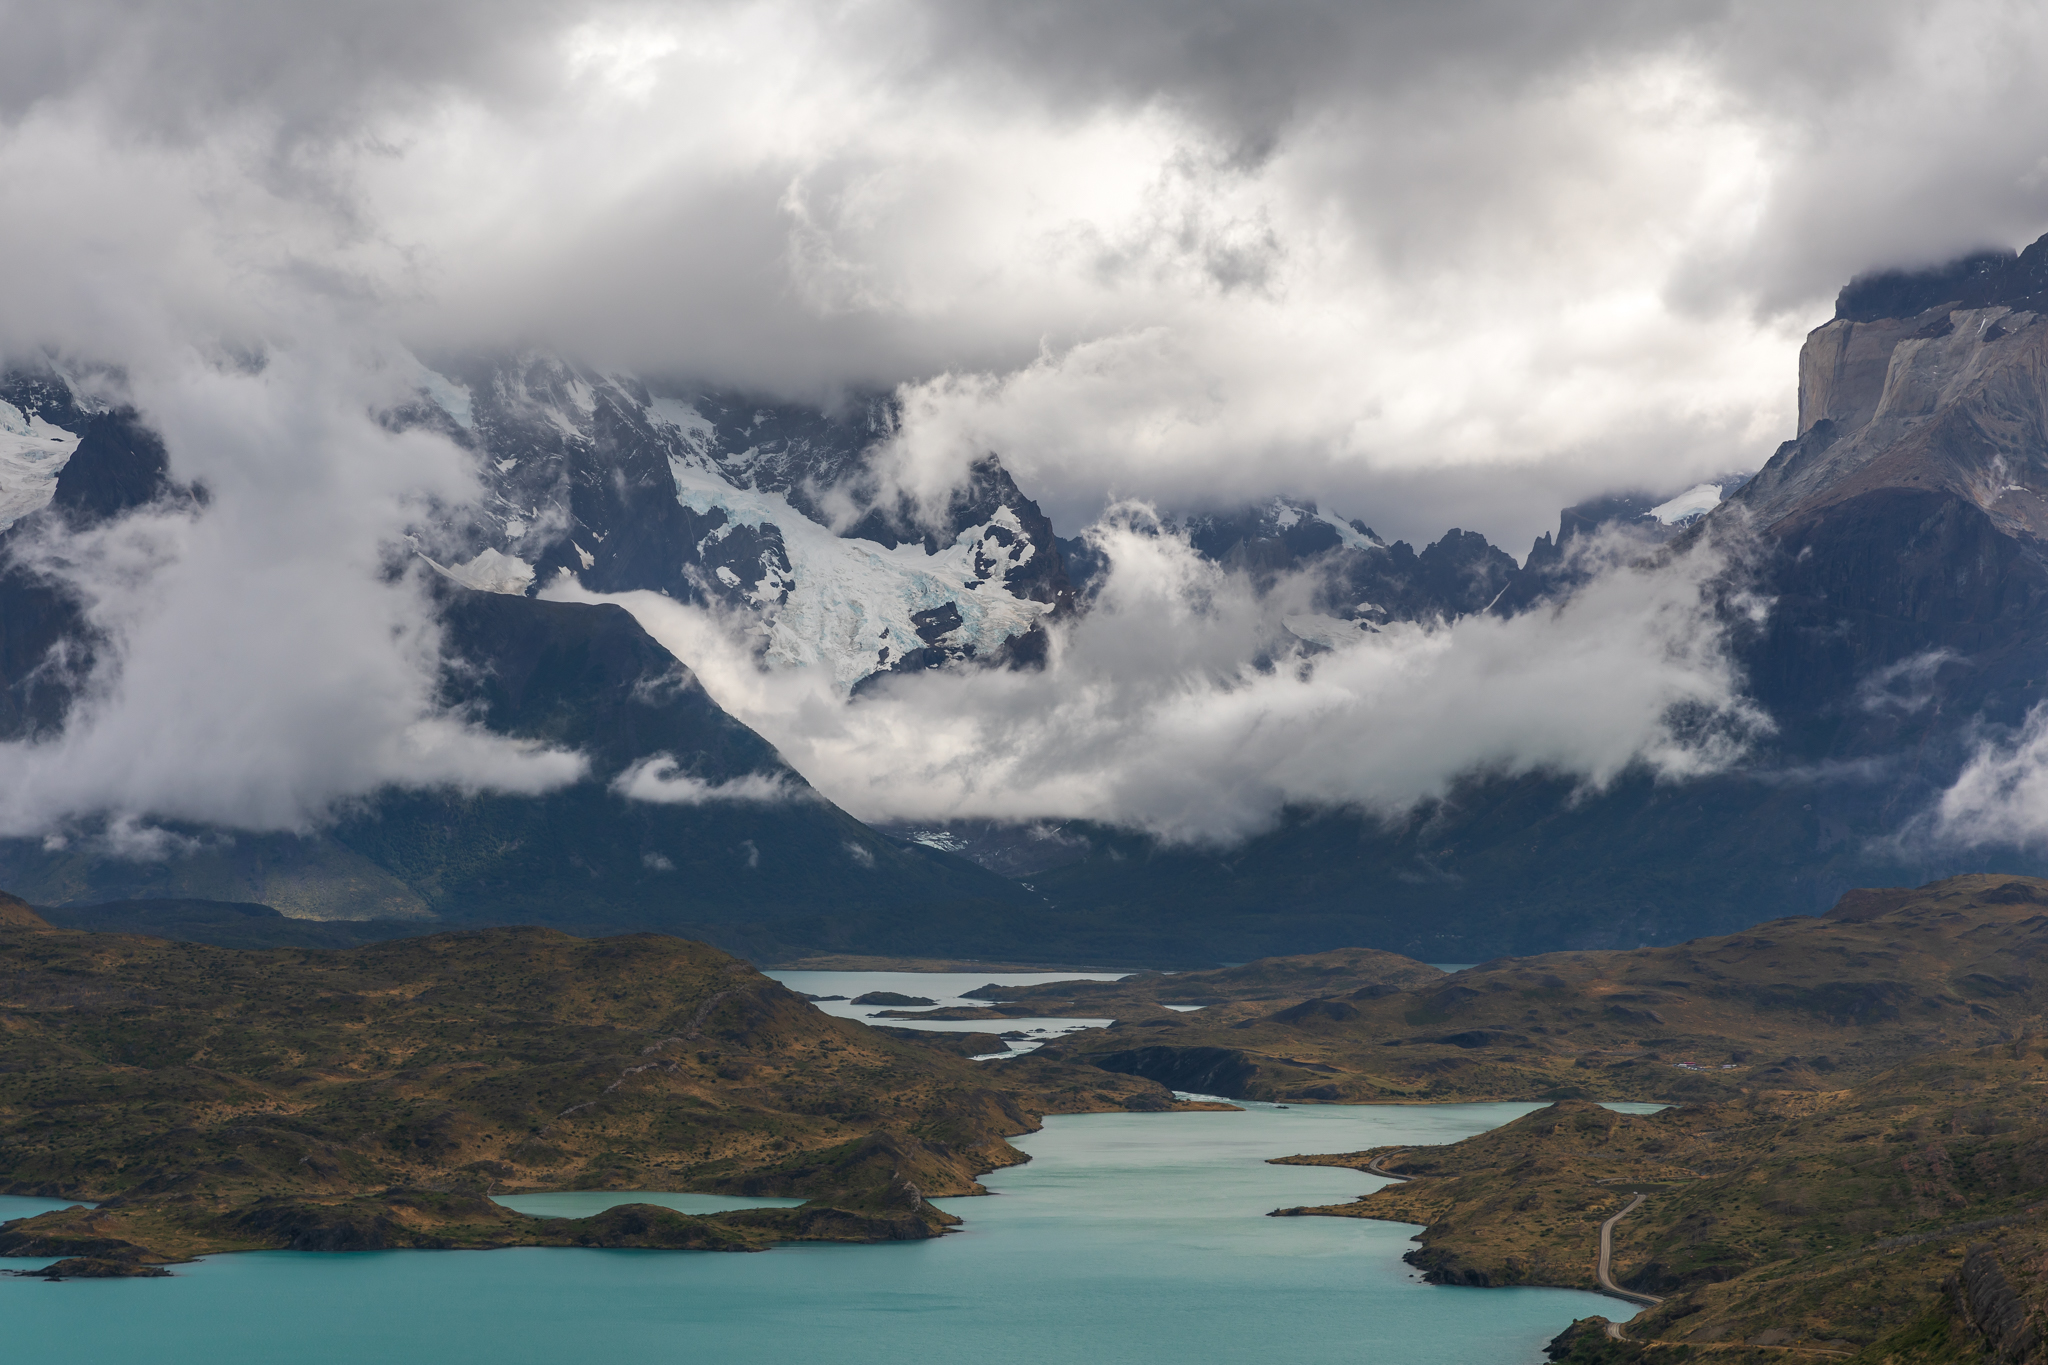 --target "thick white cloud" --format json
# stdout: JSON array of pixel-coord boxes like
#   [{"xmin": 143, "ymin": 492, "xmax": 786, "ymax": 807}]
[
  {"xmin": 9, "ymin": 2, "xmax": 2048, "ymax": 544},
  {"xmin": 0, "ymin": 340, "xmax": 588, "ymax": 839},
  {"xmin": 610, "ymin": 755, "xmax": 804, "ymax": 805},
  {"xmin": 548, "ymin": 522, "xmax": 1769, "ymax": 841},
  {"xmin": 1927, "ymin": 706, "xmax": 2048, "ymax": 851}
]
